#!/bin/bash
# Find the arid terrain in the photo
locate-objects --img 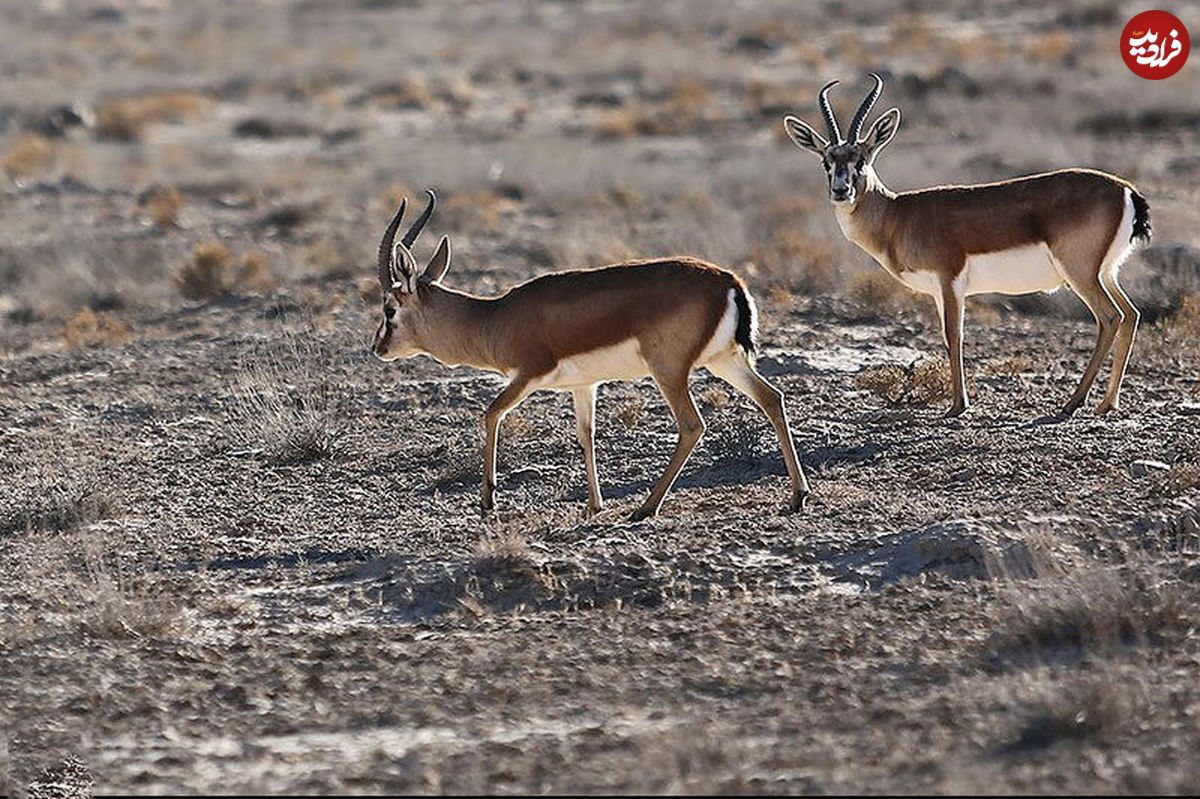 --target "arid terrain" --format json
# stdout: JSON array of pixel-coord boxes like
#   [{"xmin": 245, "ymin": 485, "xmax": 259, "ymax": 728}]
[{"xmin": 2, "ymin": 0, "xmax": 1200, "ymax": 795}]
